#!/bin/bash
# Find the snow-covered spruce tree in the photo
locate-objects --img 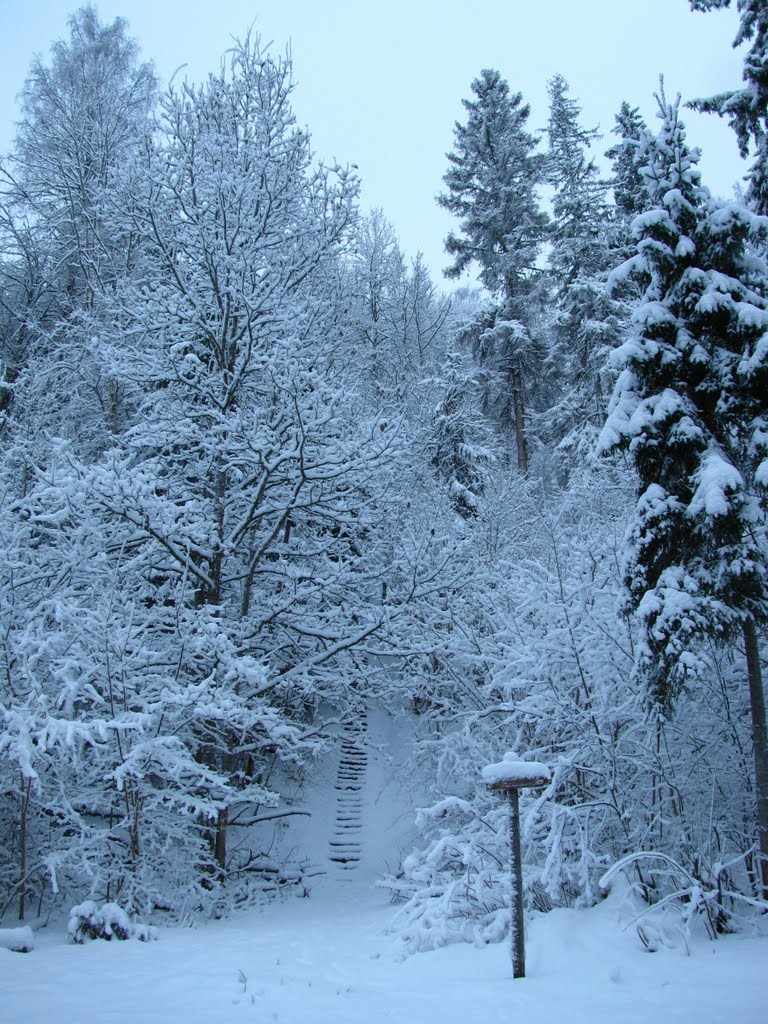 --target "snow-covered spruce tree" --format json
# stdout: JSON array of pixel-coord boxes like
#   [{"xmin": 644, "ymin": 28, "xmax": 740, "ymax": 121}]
[
  {"xmin": 606, "ymin": 102, "xmax": 649, "ymax": 237},
  {"xmin": 546, "ymin": 75, "xmax": 608, "ymax": 295},
  {"xmin": 427, "ymin": 349, "xmax": 496, "ymax": 519},
  {"xmin": 543, "ymin": 75, "xmax": 624, "ymax": 464},
  {"xmin": 598, "ymin": 90, "xmax": 768, "ymax": 897},
  {"xmin": 689, "ymin": 0, "xmax": 768, "ymax": 213},
  {"xmin": 438, "ymin": 70, "xmax": 548, "ymax": 473}
]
